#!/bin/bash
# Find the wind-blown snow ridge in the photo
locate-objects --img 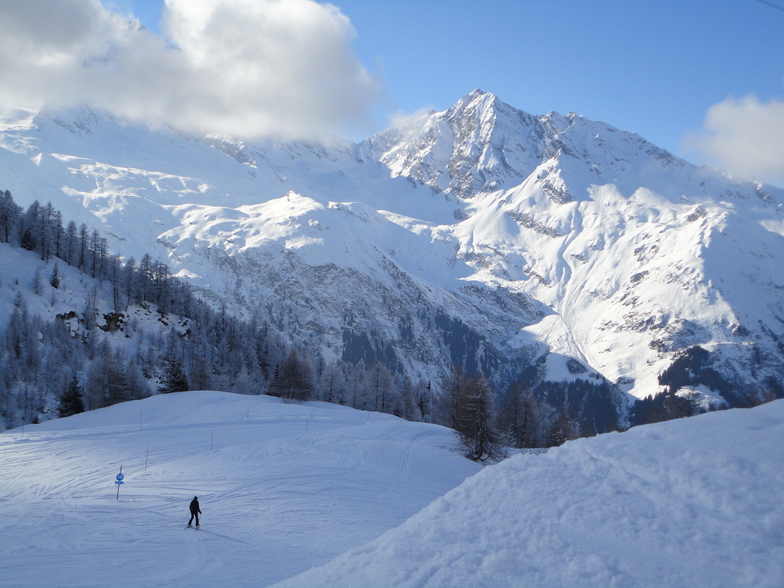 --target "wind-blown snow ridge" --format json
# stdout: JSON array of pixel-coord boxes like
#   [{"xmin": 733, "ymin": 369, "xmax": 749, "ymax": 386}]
[{"xmin": 280, "ymin": 400, "xmax": 784, "ymax": 588}]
